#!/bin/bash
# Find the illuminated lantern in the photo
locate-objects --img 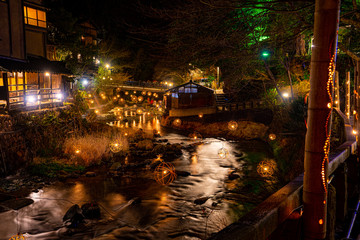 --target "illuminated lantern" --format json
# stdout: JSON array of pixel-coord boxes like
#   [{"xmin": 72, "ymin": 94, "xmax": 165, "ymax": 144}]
[
  {"xmin": 257, "ymin": 159, "xmax": 277, "ymax": 178},
  {"xmin": 147, "ymin": 92, "xmax": 152, "ymax": 96},
  {"xmin": 172, "ymin": 118, "xmax": 182, "ymax": 127},
  {"xmin": 228, "ymin": 121, "xmax": 238, "ymax": 131},
  {"xmin": 142, "ymin": 91, "xmax": 146, "ymax": 95},
  {"xmin": 8, "ymin": 235, "xmax": 25, "ymax": 240},
  {"xmin": 109, "ymin": 140, "xmax": 122, "ymax": 153},
  {"xmin": 125, "ymin": 91, "xmax": 129, "ymax": 95},
  {"xmin": 137, "ymin": 109, "xmax": 143, "ymax": 114},
  {"xmin": 198, "ymin": 113, "xmax": 203, "ymax": 118},
  {"xmin": 154, "ymin": 161, "xmax": 177, "ymax": 185},
  {"xmin": 269, "ymin": 133, "xmax": 276, "ymax": 141},
  {"xmin": 95, "ymin": 110, "xmax": 99, "ymax": 114},
  {"xmin": 218, "ymin": 147, "xmax": 229, "ymax": 159},
  {"xmin": 138, "ymin": 96, "xmax": 144, "ymax": 102},
  {"xmin": 133, "ymin": 91, "xmax": 136, "ymax": 93}
]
